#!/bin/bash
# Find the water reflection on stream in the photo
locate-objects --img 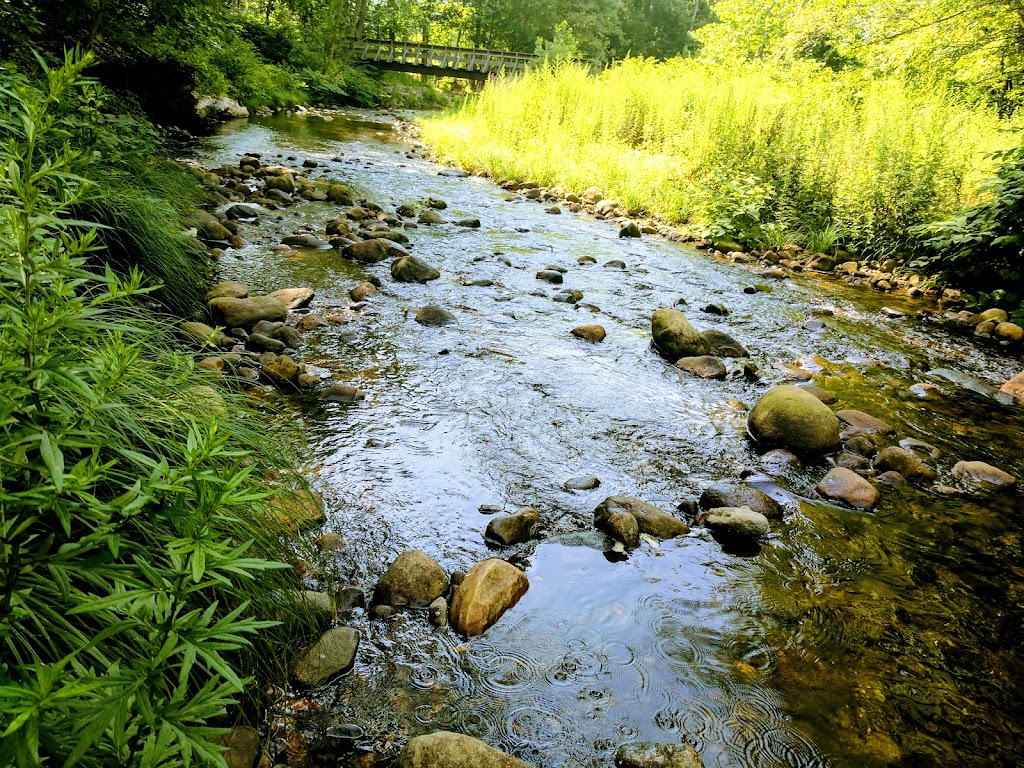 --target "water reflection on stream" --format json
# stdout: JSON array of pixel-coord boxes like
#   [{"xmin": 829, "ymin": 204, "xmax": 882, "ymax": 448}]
[{"xmin": 199, "ymin": 112, "xmax": 1024, "ymax": 768}]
